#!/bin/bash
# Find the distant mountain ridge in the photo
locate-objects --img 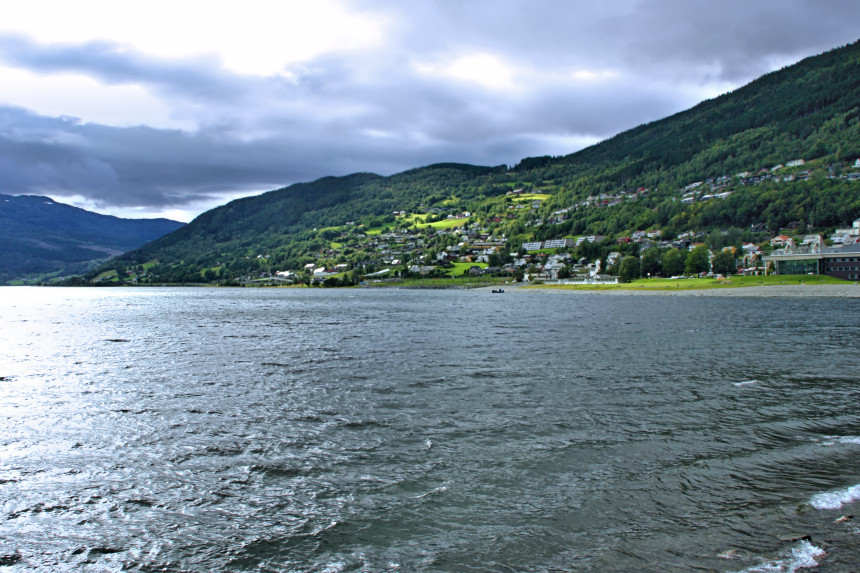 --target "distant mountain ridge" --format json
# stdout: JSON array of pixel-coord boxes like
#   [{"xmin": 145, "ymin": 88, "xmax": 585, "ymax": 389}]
[
  {"xmin": 0, "ymin": 194, "xmax": 185, "ymax": 283},
  {"xmin": 77, "ymin": 40, "xmax": 860, "ymax": 284}
]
